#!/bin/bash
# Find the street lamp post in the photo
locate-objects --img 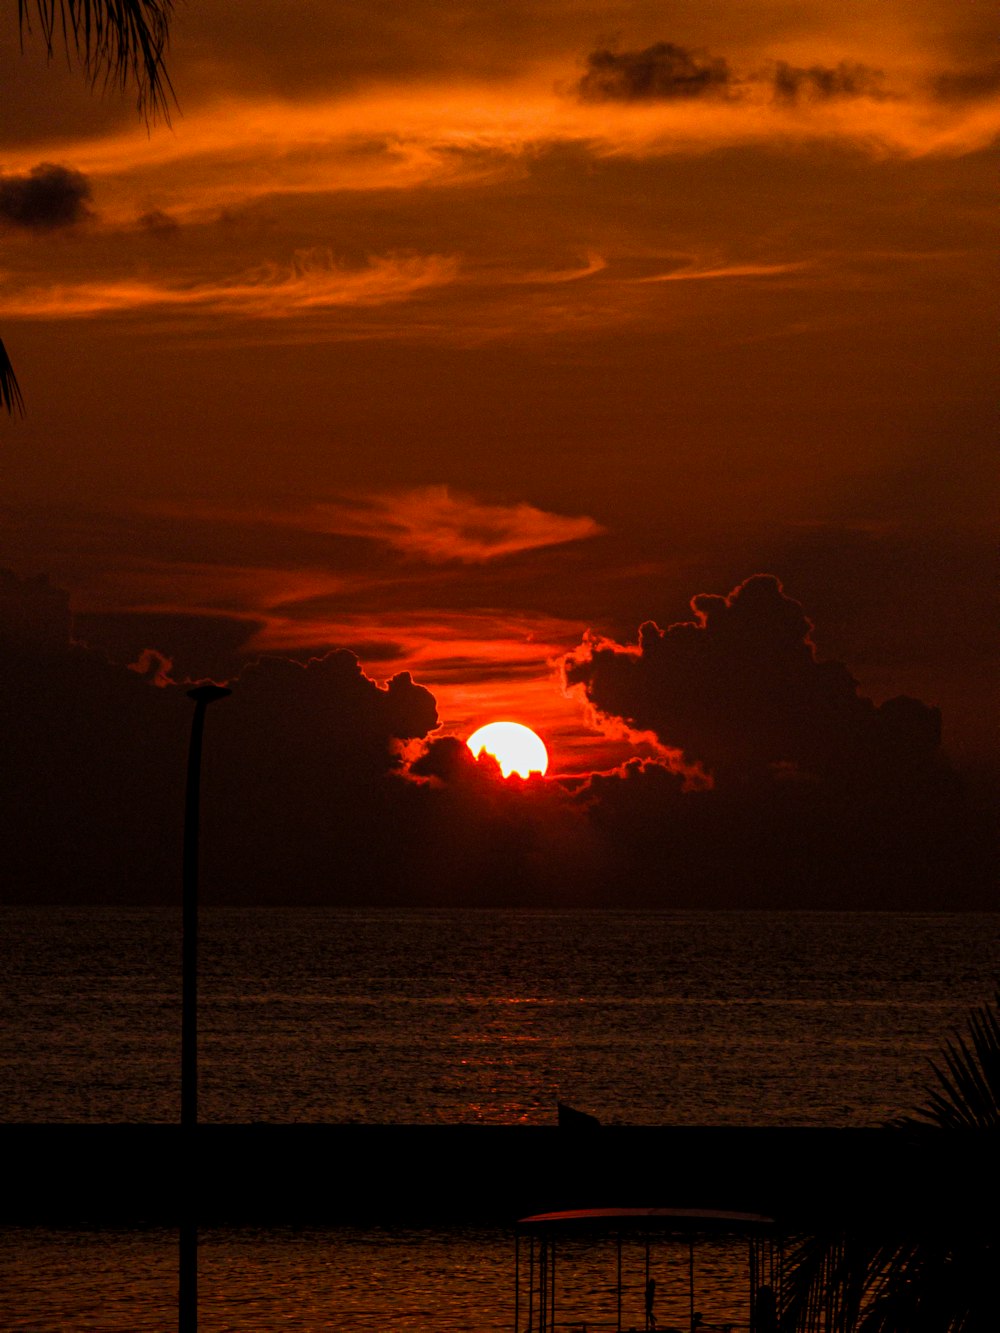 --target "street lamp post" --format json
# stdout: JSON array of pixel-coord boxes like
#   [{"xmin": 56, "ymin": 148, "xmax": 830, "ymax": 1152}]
[{"xmin": 180, "ymin": 683, "xmax": 230, "ymax": 1333}]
